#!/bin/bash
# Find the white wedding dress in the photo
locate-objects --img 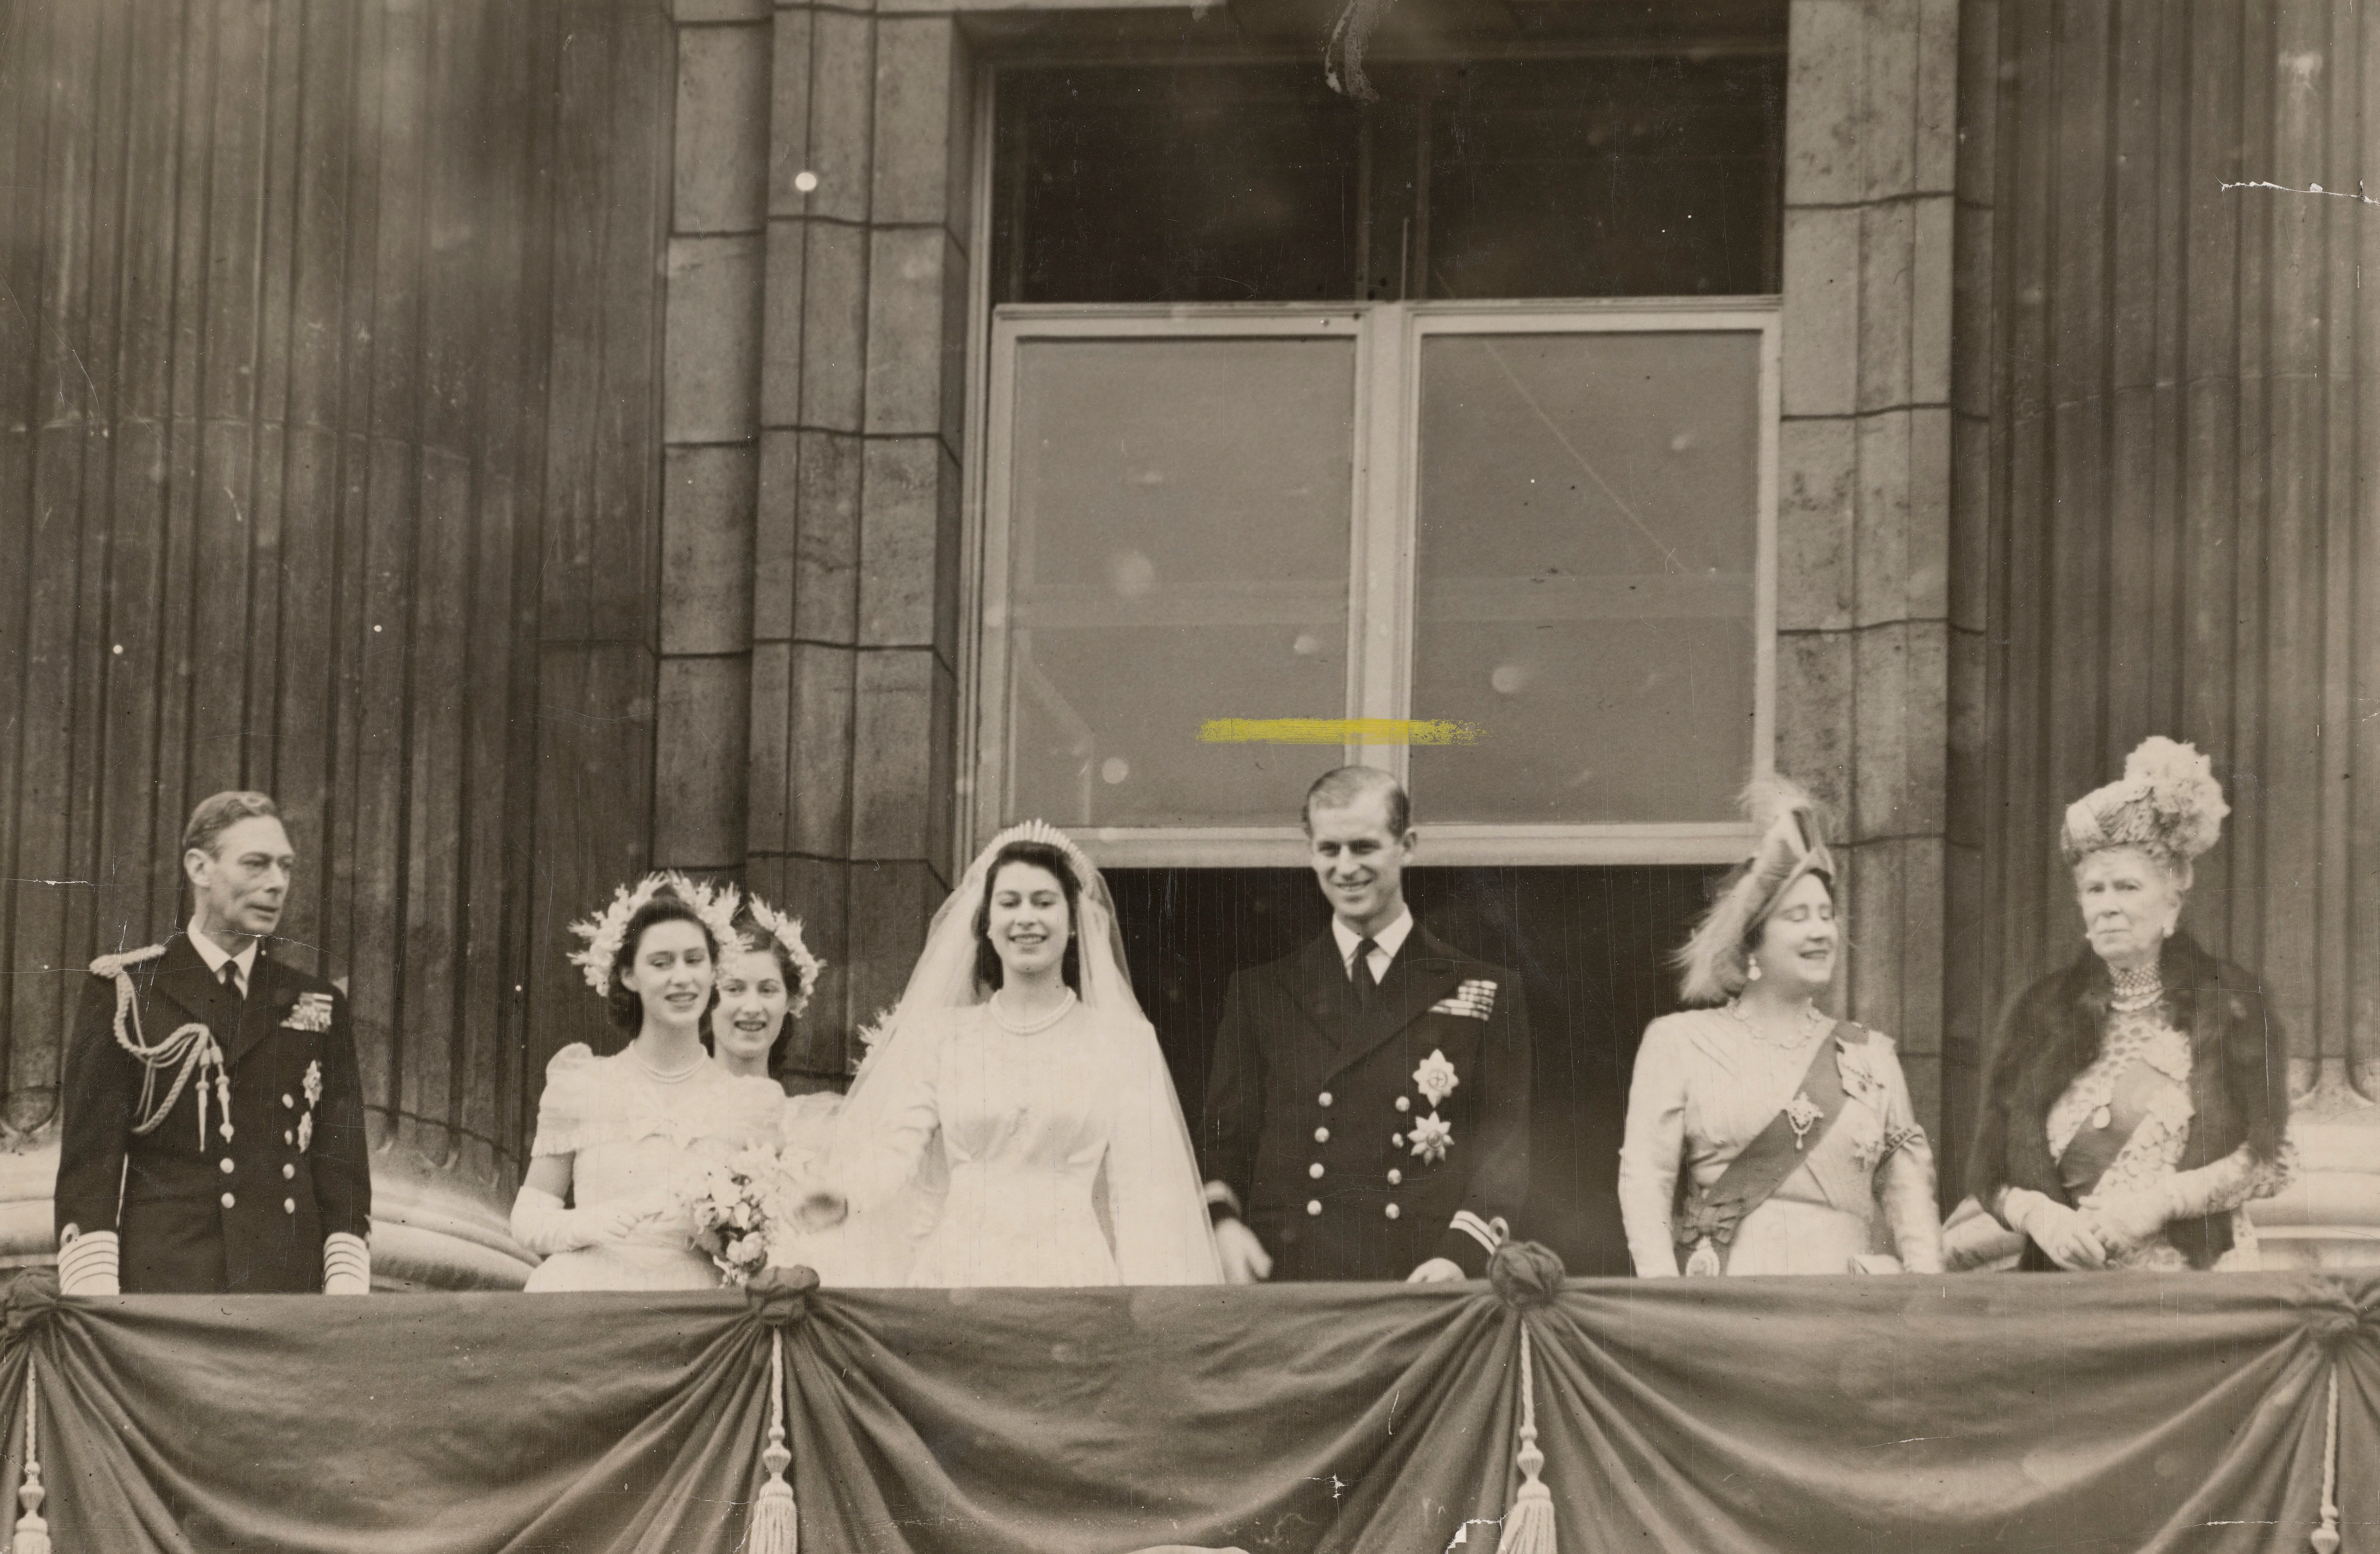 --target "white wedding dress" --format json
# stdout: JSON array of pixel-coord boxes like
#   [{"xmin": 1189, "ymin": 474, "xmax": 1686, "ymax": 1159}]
[{"xmin": 770, "ymin": 823, "xmax": 1221, "ymax": 1289}]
